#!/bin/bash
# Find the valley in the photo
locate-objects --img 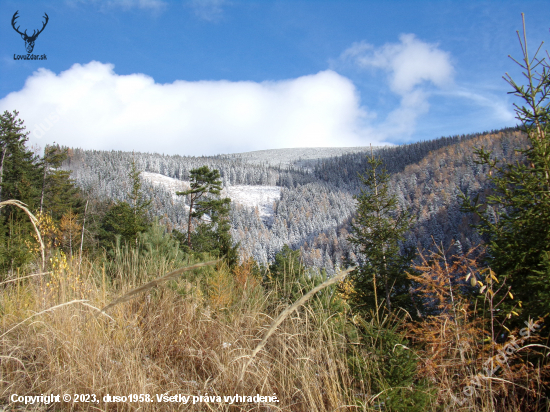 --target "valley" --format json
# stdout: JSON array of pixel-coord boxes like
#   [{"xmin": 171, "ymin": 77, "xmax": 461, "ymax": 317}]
[{"xmin": 62, "ymin": 127, "xmax": 524, "ymax": 271}]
